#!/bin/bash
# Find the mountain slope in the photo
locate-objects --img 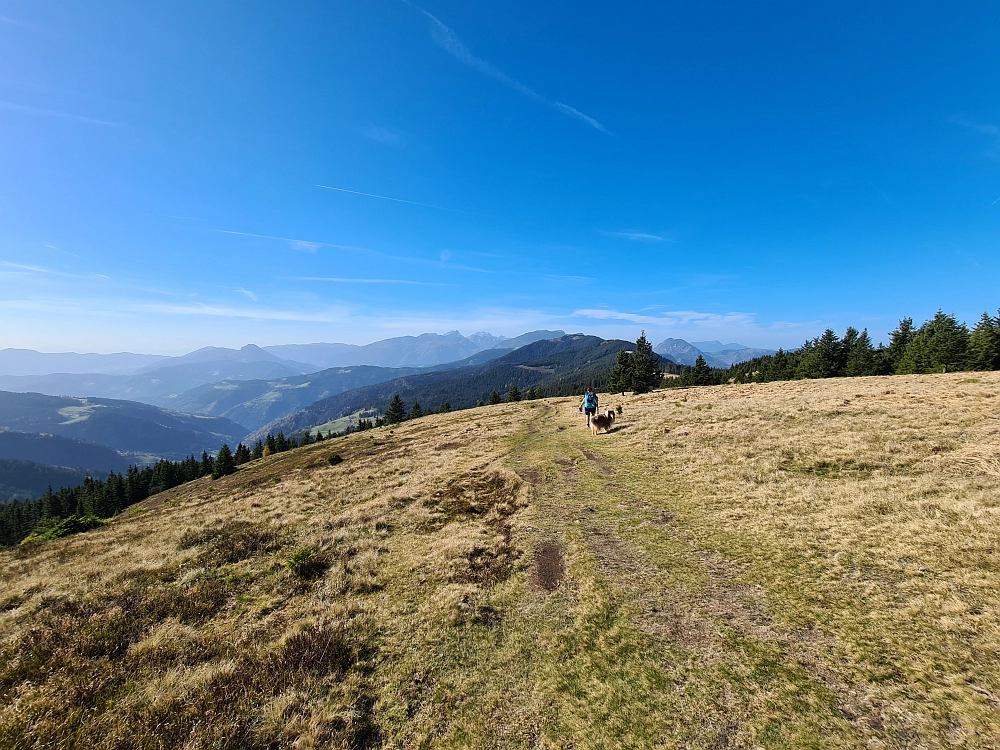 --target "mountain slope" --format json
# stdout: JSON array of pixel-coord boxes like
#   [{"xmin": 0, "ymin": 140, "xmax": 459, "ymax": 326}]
[
  {"xmin": 248, "ymin": 335, "xmax": 650, "ymax": 440},
  {"xmin": 0, "ymin": 430, "xmax": 133, "ymax": 473},
  {"xmin": 1, "ymin": 372, "xmax": 997, "ymax": 746},
  {"xmin": 0, "ymin": 459, "xmax": 108, "ymax": 503},
  {"xmin": 0, "ymin": 391, "xmax": 247, "ymax": 459},
  {"xmin": 157, "ymin": 365, "xmax": 433, "ymax": 431}
]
